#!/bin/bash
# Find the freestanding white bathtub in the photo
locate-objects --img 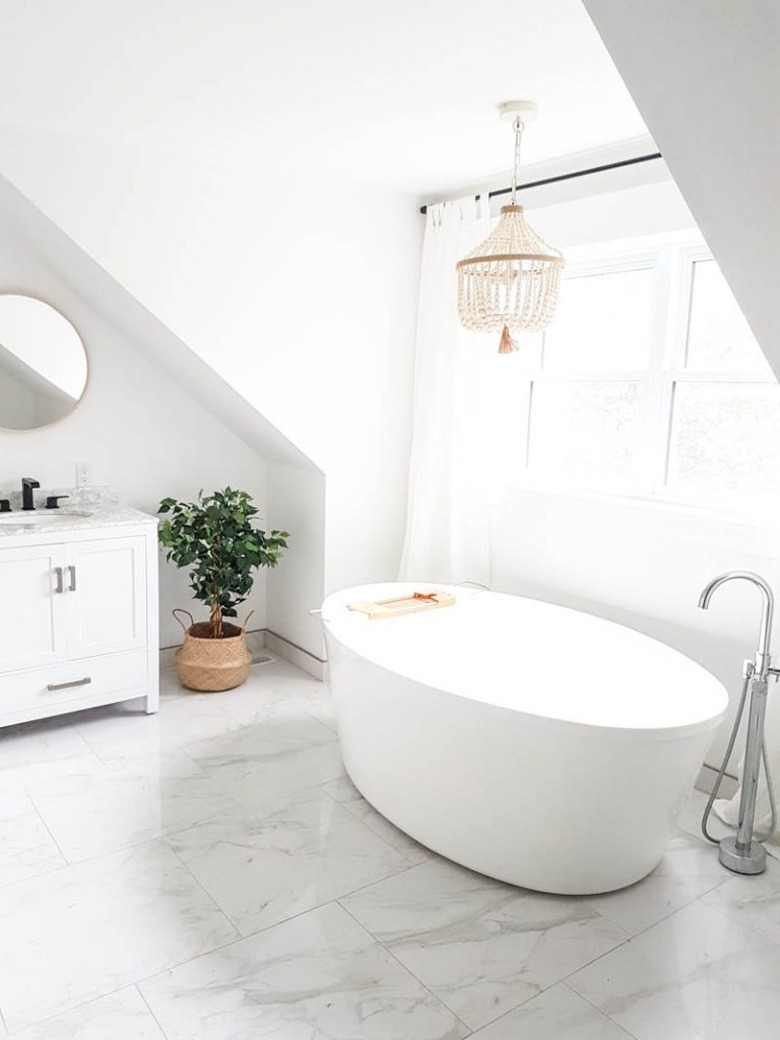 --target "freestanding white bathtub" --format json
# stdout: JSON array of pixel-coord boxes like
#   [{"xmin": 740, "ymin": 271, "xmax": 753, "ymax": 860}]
[{"xmin": 321, "ymin": 583, "xmax": 728, "ymax": 895}]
